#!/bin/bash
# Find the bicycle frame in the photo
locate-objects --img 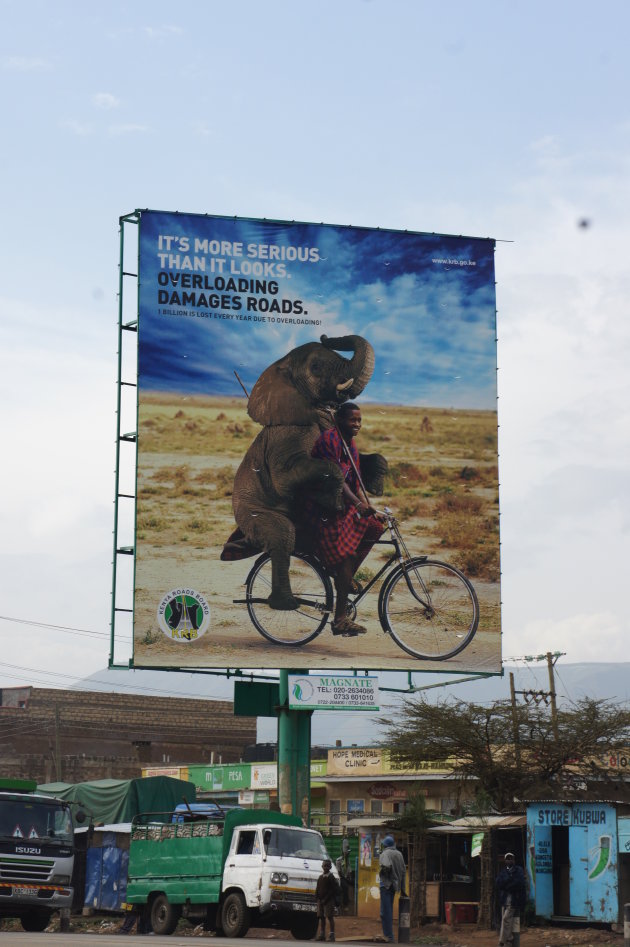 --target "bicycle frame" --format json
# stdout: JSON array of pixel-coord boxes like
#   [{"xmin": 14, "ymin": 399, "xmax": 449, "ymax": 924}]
[
  {"xmin": 237, "ymin": 510, "xmax": 435, "ymax": 618},
  {"xmin": 238, "ymin": 506, "xmax": 479, "ymax": 658},
  {"xmin": 346, "ymin": 510, "xmax": 433, "ymax": 616}
]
